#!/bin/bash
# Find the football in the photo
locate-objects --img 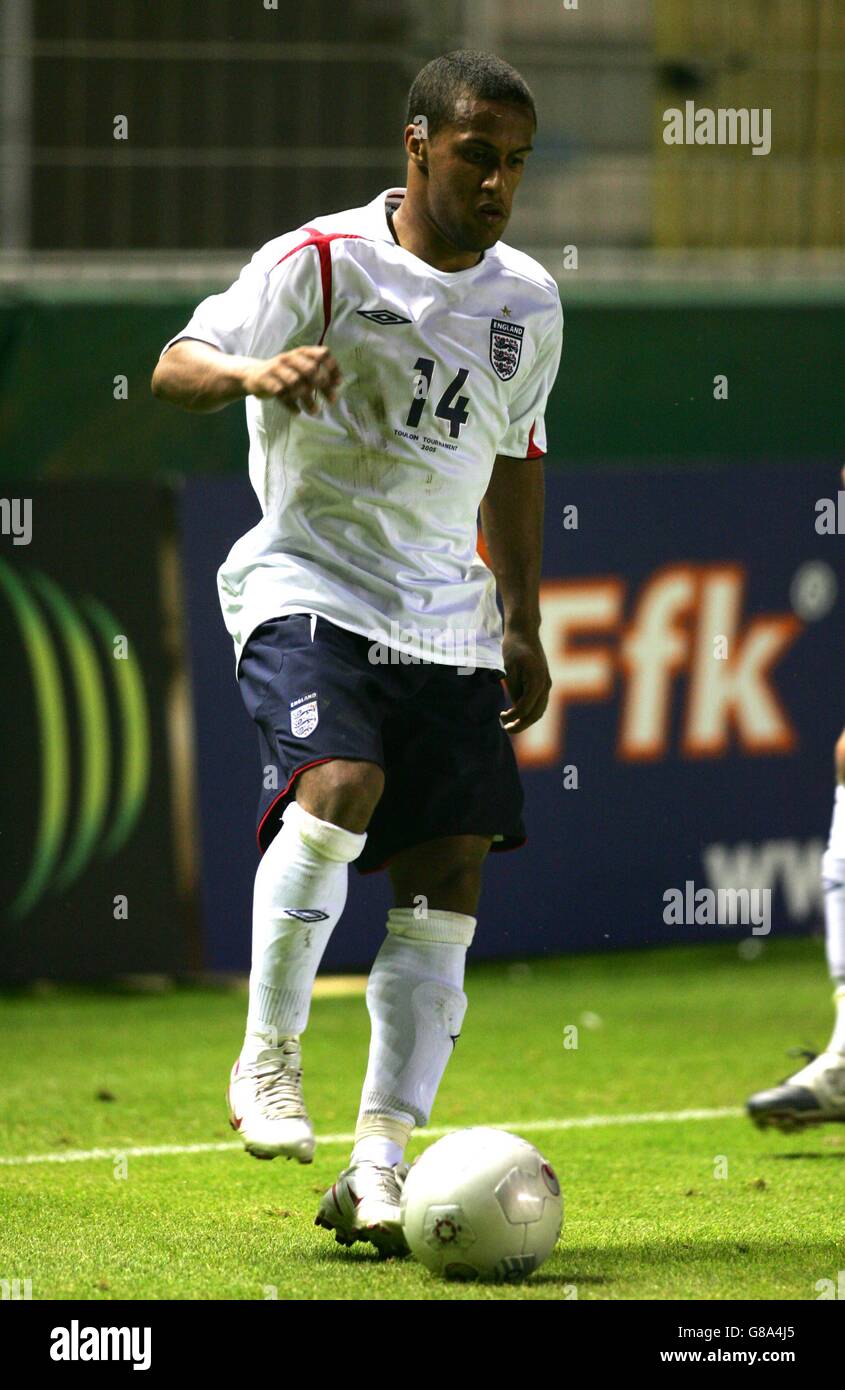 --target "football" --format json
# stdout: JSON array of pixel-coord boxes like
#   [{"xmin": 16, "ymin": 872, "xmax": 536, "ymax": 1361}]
[{"xmin": 400, "ymin": 1127, "xmax": 563, "ymax": 1282}]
